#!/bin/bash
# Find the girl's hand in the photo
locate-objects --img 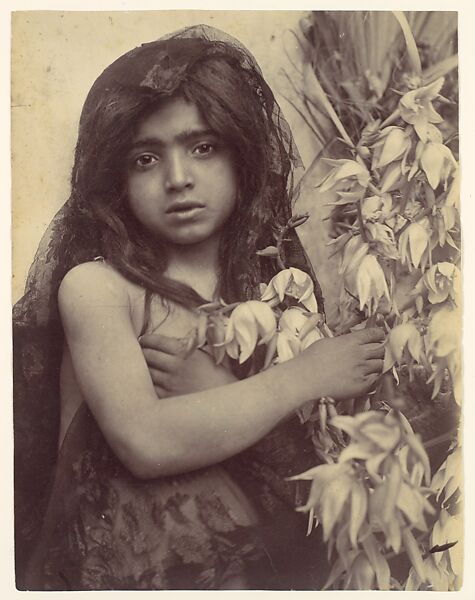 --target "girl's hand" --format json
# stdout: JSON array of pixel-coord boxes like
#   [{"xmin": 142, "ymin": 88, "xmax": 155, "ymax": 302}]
[
  {"xmin": 301, "ymin": 327, "xmax": 385, "ymax": 400},
  {"xmin": 139, "ymin": 333, "xmax": 237, "ymax": 398}
]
